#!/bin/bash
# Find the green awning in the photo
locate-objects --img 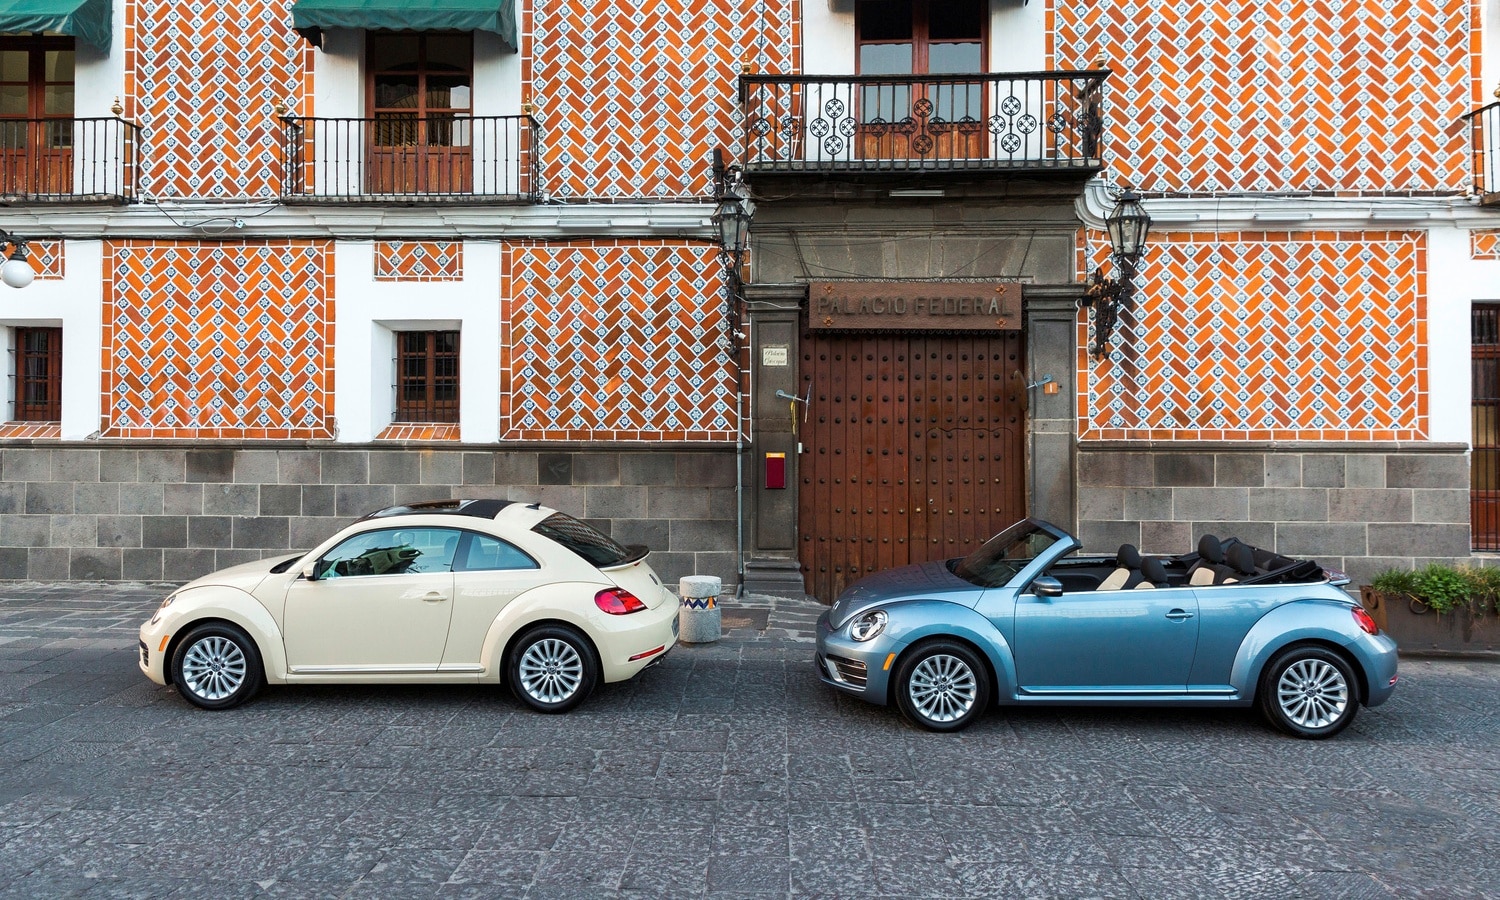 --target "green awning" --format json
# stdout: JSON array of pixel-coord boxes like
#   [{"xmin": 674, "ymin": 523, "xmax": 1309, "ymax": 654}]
[
  {"xmin": 0, "ymin": 0, "xmax": 111, "ymax": 53},
  {"xmin": 292, "ymin": 0, "xmax": 516, "ymax": 52}
]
